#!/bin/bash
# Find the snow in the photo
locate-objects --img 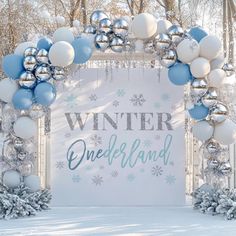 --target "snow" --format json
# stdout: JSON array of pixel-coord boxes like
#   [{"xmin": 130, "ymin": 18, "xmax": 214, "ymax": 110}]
[{"xmin": 1, "ymin": 205, "xmax": 236, "ymax": 236}]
